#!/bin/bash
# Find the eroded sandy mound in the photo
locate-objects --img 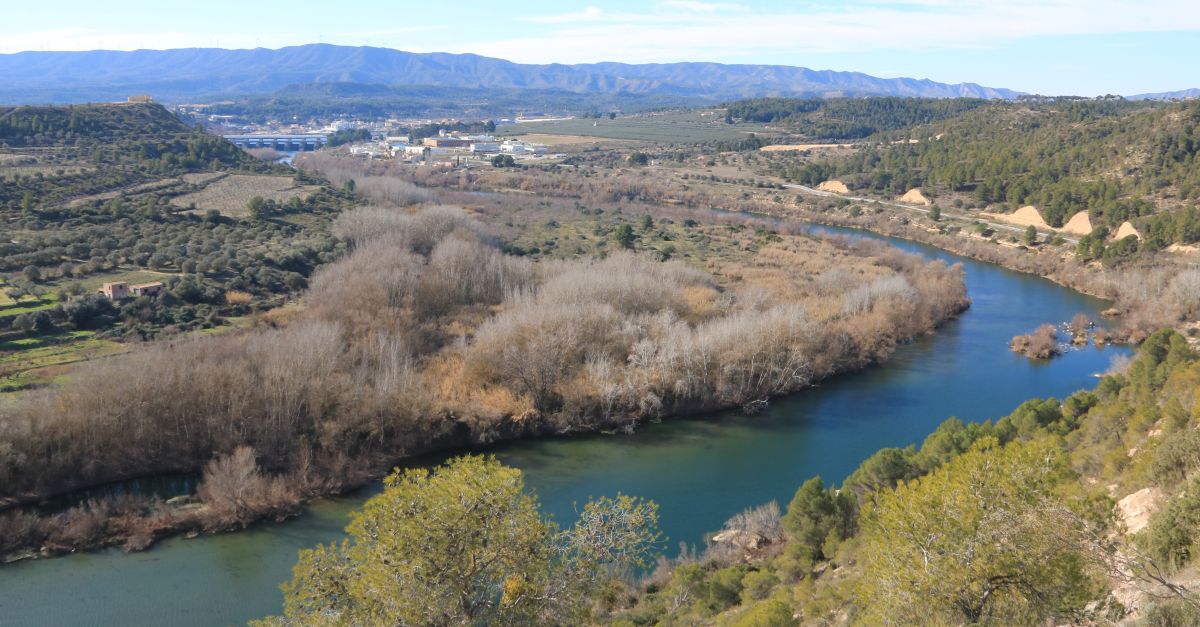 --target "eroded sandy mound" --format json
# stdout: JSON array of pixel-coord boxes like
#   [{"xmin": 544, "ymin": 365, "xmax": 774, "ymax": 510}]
[
  {"xmin": 1168, "ymin": 243, "xmax": 1200, "ymax": 255},
  {"xmin": 817, "ymin": 180, "xmax": 850, "ymax": 194},
  {"xmin": 985, "ymin": 205, "xmax": 1050, "ymax": 229},
  {"xmin": 1060, "ymin": 211, "xmax": 1094, "ymax": 235},
  {"xmin": 898, "ymin": 188, "xmax": 931, "ymax": 205},
  {"xmin": 1115, "ymin": 221, "xmax": 1142, "ymax": 241}
]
